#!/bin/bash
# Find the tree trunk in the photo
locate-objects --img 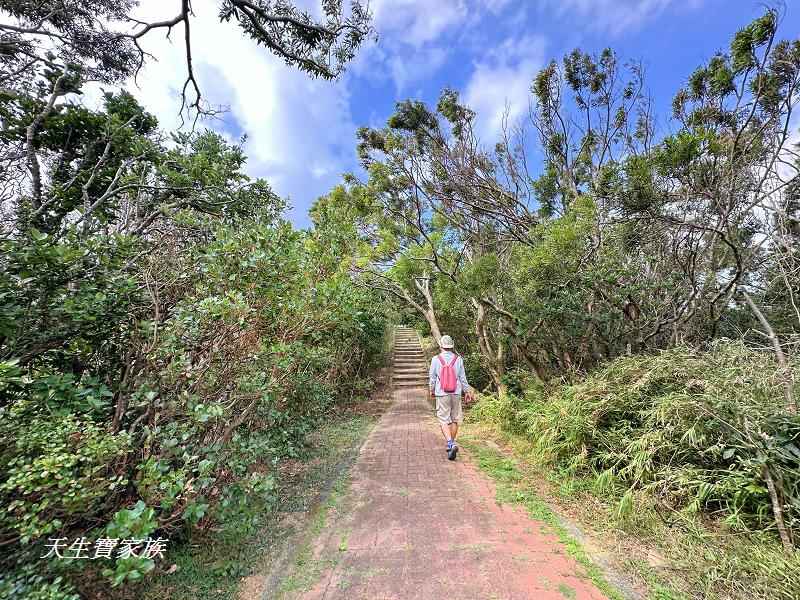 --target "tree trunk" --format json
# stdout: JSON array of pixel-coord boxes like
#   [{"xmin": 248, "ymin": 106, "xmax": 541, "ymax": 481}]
[
  {"xmin": 473, "ymin": 298, "xmax": 506, "ymax": 395},
  {"xmin": 762, "ymin": 464, "xmax": 794, "ymax": 552},
  {"xmin": 424, "ymin": 309, "xmax": 442, "ymax": 344},
  {"xmin": 371, "ymin": 272, "xmax": 443, "ymax": 345},
  {"xmin": 742, "ymin": 290, "xmax": 796, "ymax": 414},
  {"xmin": 415, "ymin": 274, "xmax": 442, "ymax": 344},
  {"xmin": 519, "ymin": 347, "xmax": 547, "ymax": 383}
]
